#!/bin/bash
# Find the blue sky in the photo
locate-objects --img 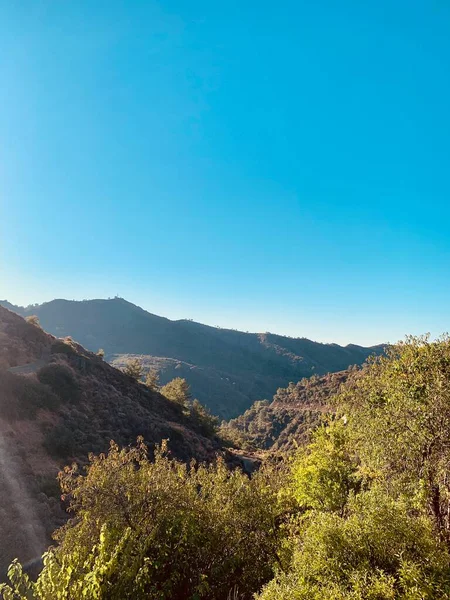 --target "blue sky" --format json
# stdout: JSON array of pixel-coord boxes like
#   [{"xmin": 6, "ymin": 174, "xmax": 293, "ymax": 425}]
[{"xmin": 1, "ymin": 1, "xmax": 450, "ymax": 345}]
